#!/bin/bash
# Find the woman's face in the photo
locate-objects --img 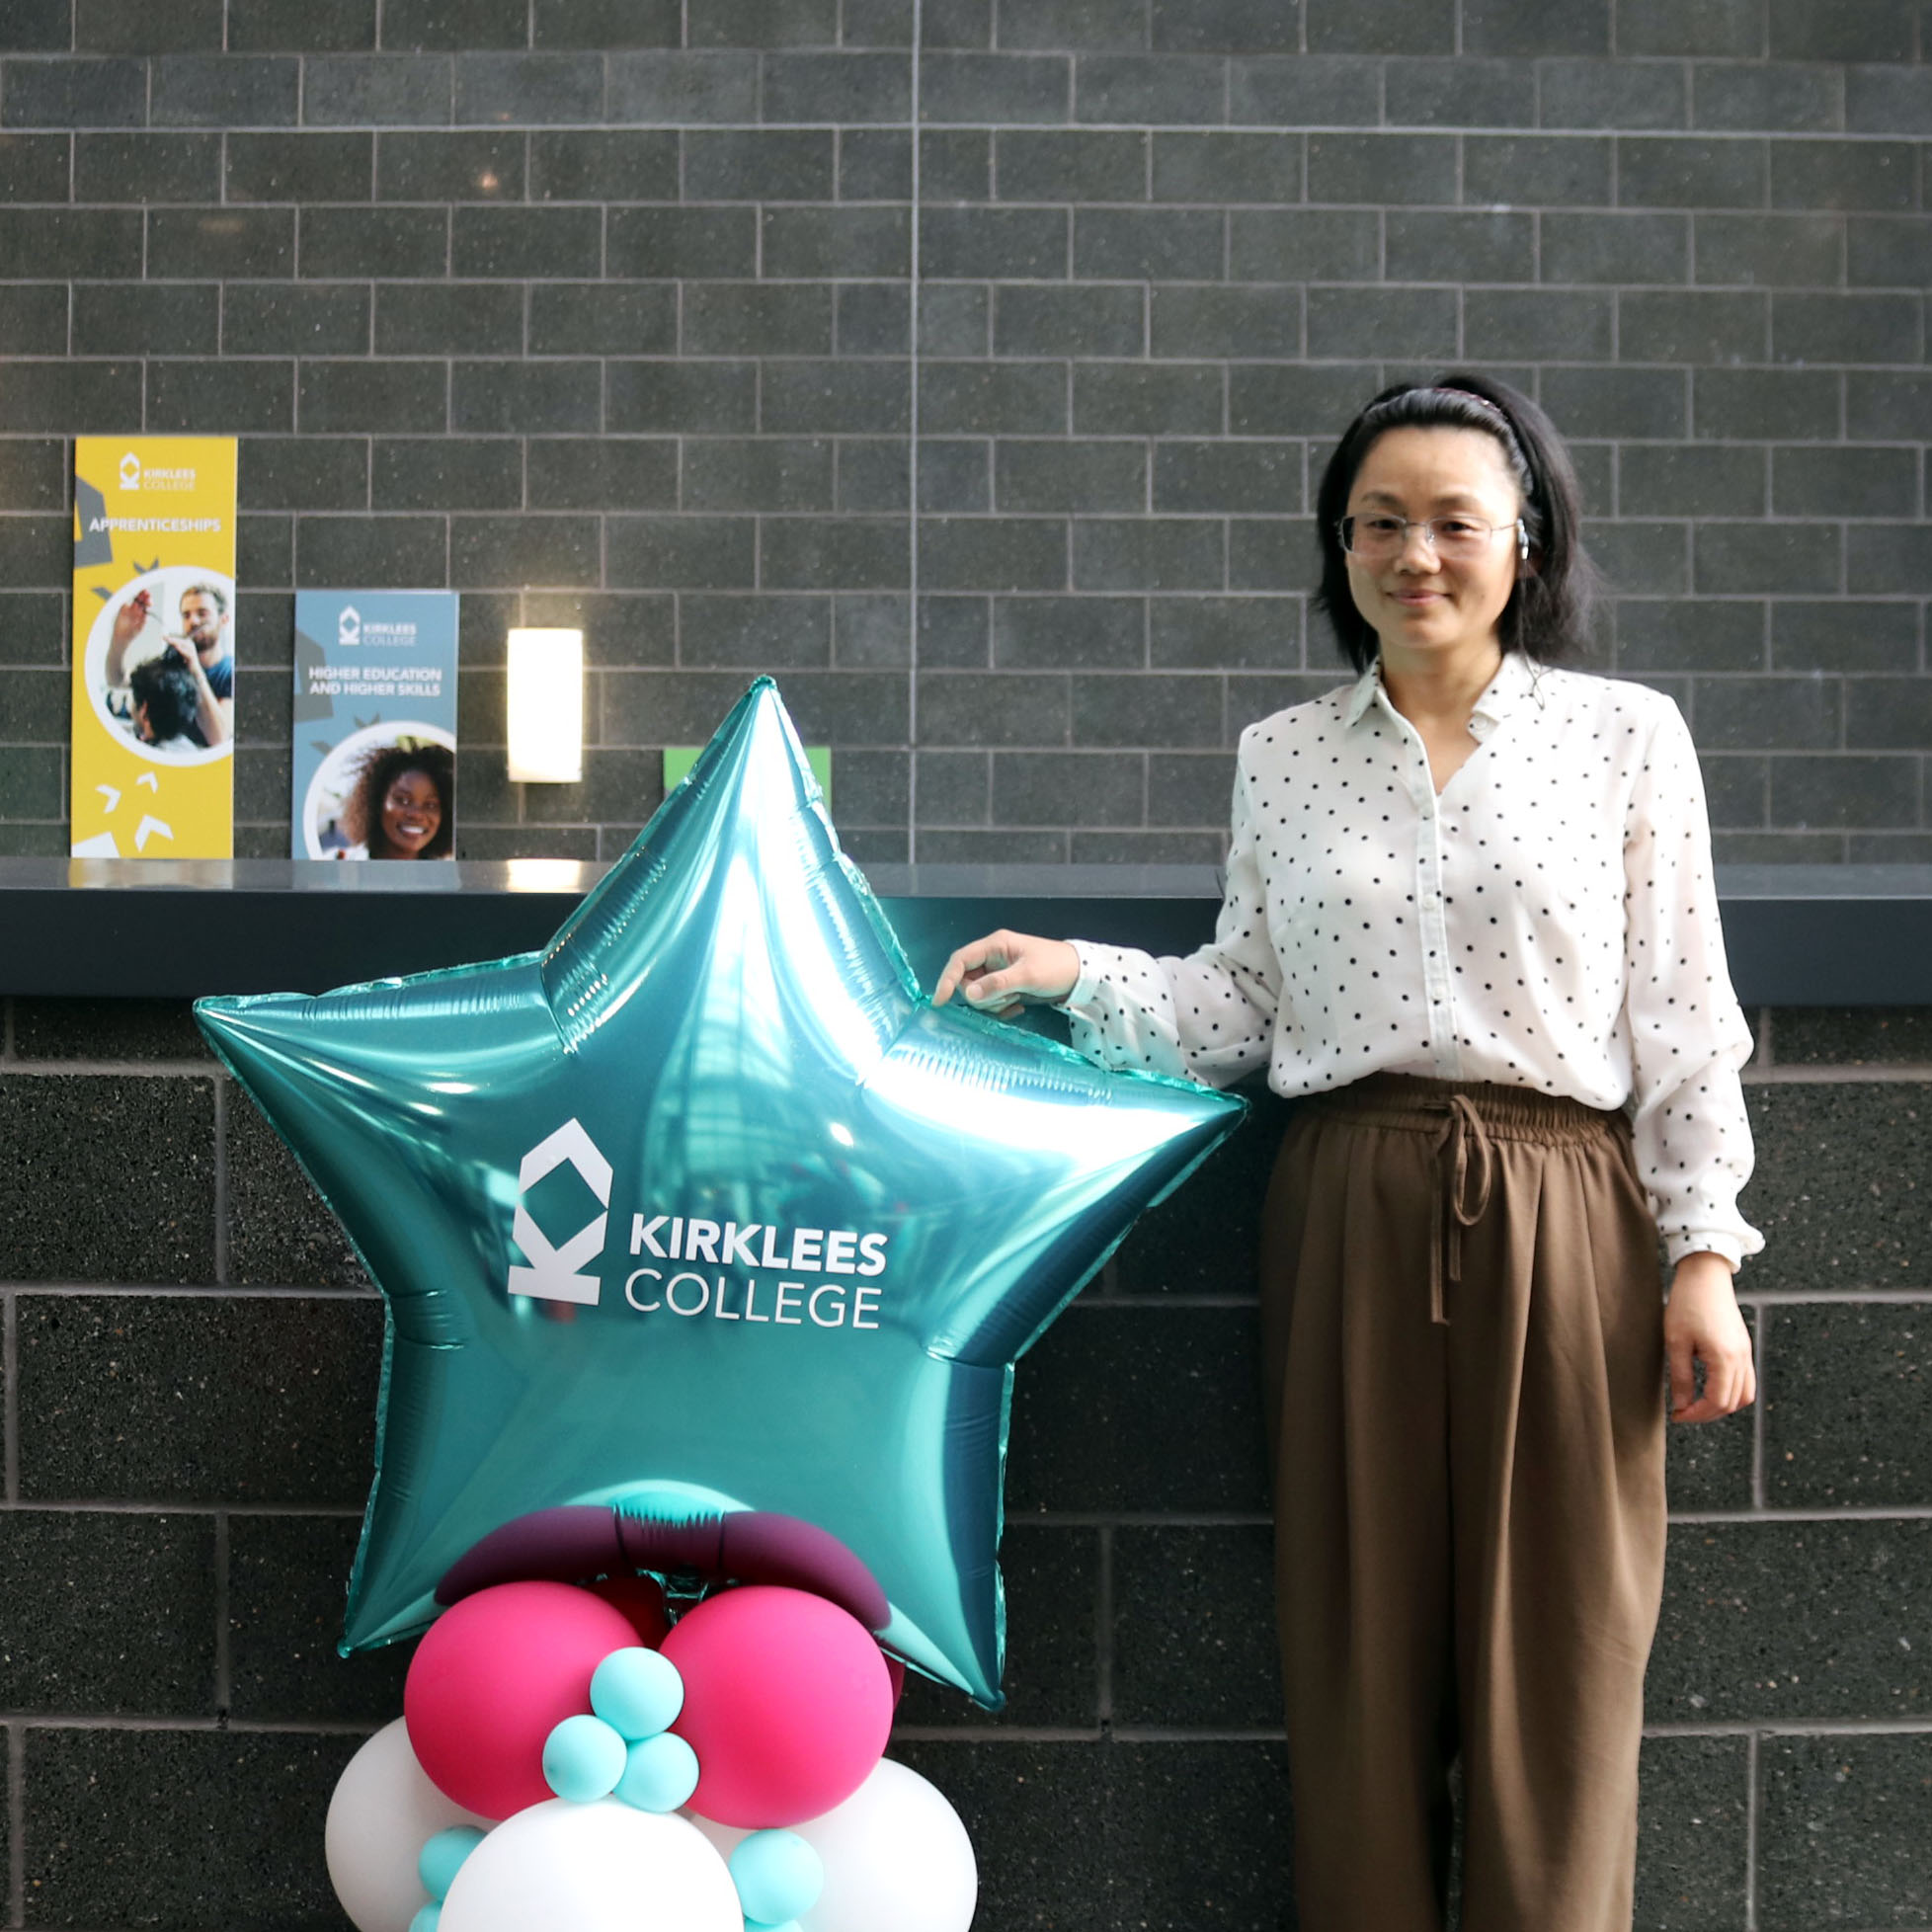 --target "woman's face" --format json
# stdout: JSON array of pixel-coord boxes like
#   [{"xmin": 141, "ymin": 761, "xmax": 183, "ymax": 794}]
[
  {"xmin": 1343, "ymin": 425, "xmax": 1524, "ymax": 666},
  {"xmin": 378, "ymin": 766, "xmax": 443, "ymax": 857}
]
